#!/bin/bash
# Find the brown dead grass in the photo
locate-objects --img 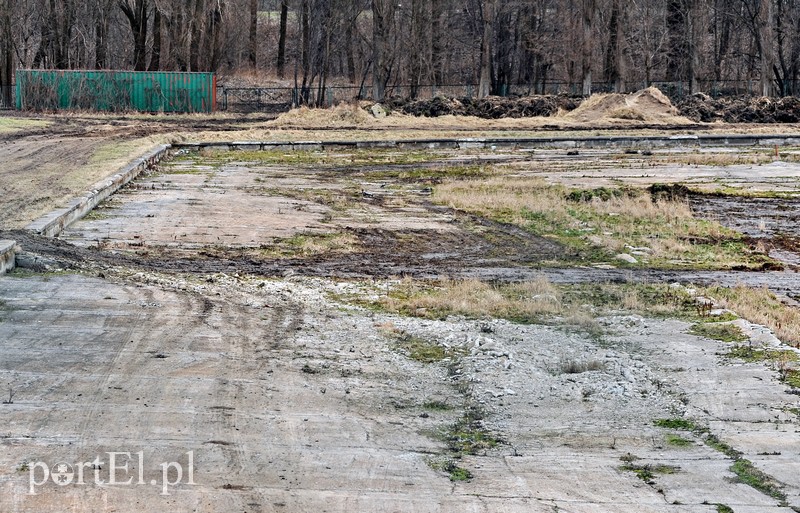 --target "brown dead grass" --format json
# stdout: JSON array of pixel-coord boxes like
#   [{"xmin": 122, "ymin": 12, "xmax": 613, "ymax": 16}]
[
  {"xmin": 384, "ymin": 277, "xmax": 563, "ymax": 320},
  {"xmin": 434, "ymin": 176, "xmax": 727, "ymax": 259},
  {"xmin": 705, "ymin": 285, "xmax": 800, "ymax": 347}
]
